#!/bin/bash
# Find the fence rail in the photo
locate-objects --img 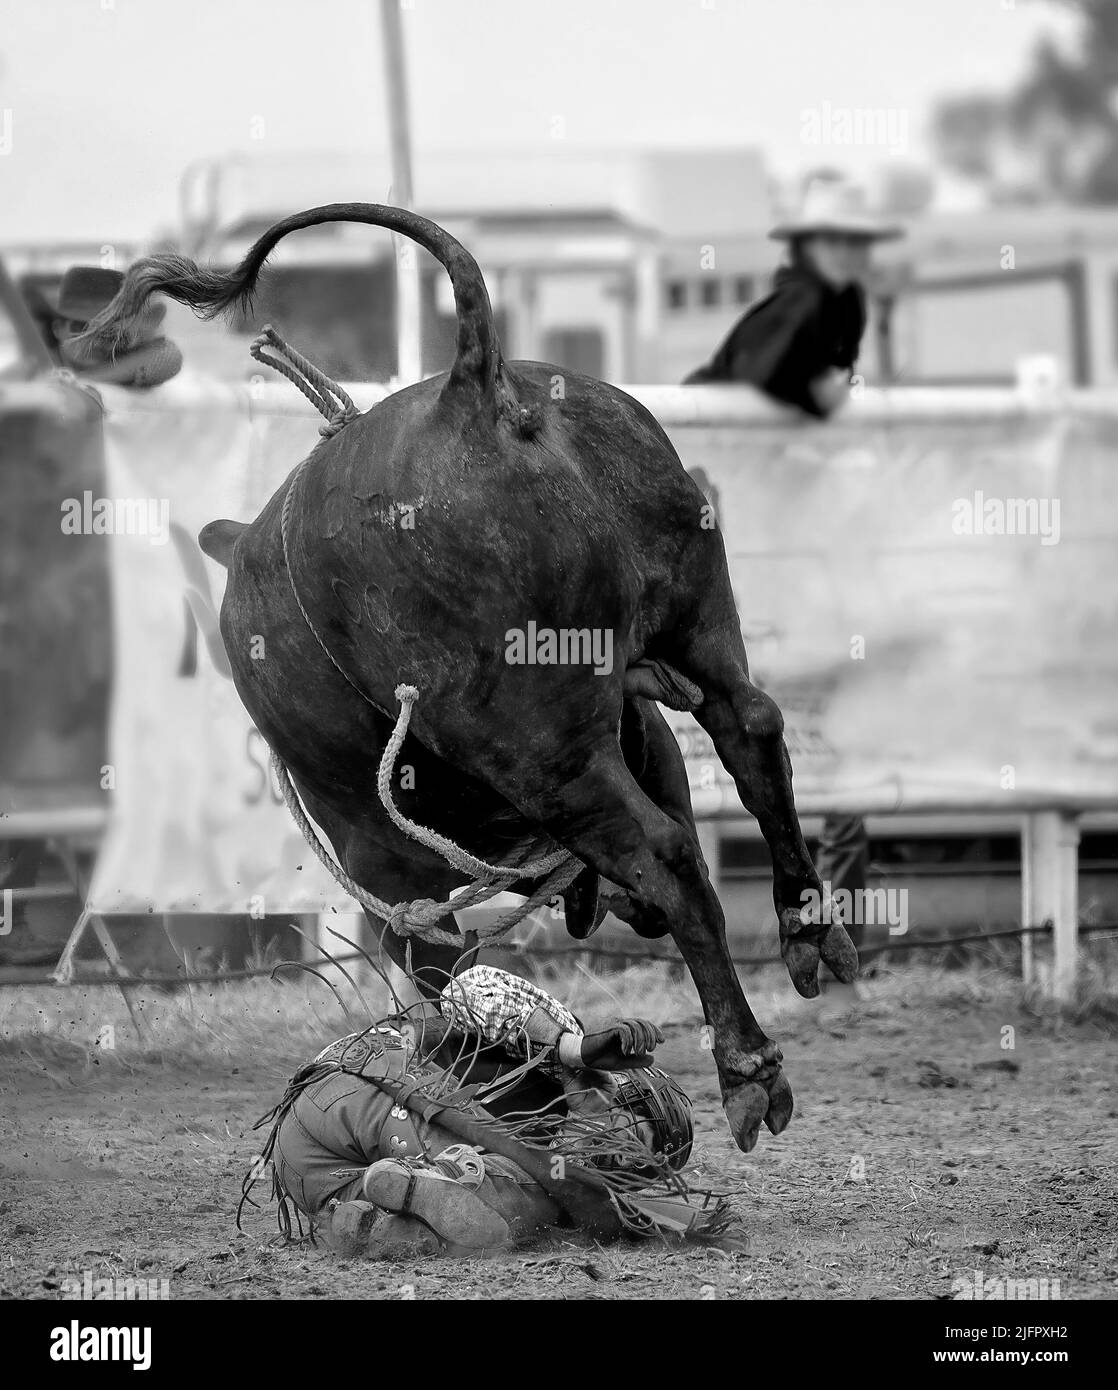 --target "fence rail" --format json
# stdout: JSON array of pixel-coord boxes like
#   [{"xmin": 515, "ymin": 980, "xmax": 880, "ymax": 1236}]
[{"xmin": 4, "ymin": 918, "xmax": 1117, "ymax": 990}]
